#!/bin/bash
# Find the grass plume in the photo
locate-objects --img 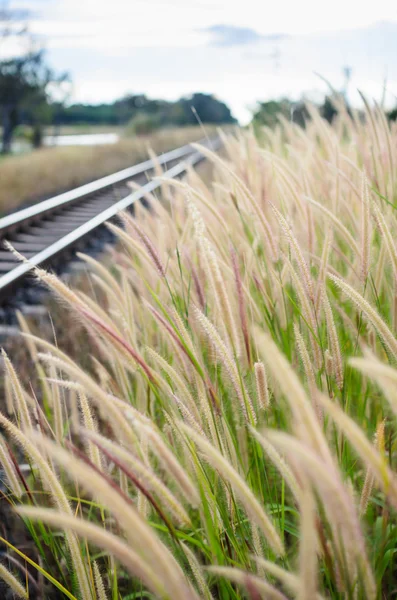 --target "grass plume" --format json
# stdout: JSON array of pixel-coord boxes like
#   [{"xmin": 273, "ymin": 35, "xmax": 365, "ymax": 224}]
[{"xmin": 2, "ymin": 104, "xmax": 397, "ymax": 599}]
